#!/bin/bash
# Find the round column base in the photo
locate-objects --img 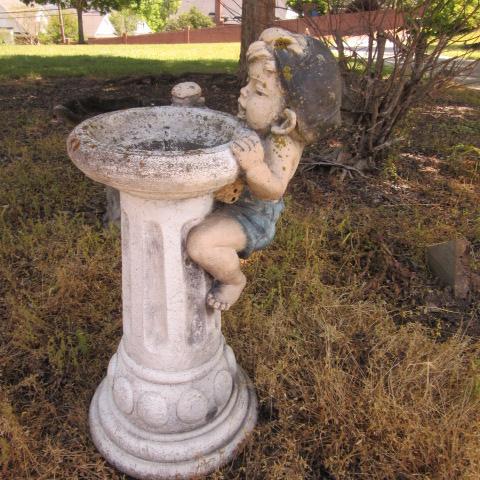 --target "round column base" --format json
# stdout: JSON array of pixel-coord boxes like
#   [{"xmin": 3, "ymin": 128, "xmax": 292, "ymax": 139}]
[{"xmin": 89, "ymin": 368, "xmax": 257, "ymax": 479}]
